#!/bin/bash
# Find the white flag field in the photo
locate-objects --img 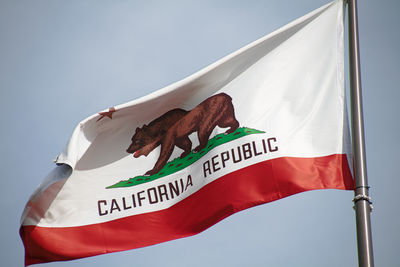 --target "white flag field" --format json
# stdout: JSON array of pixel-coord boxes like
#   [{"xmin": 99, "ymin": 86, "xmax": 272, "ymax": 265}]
[{"xmin": 20, "ymin": 0, "xmax": 354, "ymax": 265}]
